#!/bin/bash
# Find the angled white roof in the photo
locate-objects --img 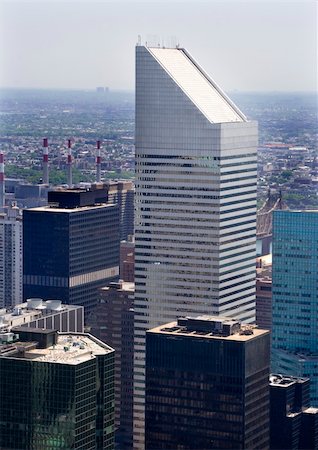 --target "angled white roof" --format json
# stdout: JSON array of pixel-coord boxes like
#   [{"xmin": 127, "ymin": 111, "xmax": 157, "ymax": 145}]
[{"xmin": 147, "ymin": 47, "xmax": 246, "ymax": 124}]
